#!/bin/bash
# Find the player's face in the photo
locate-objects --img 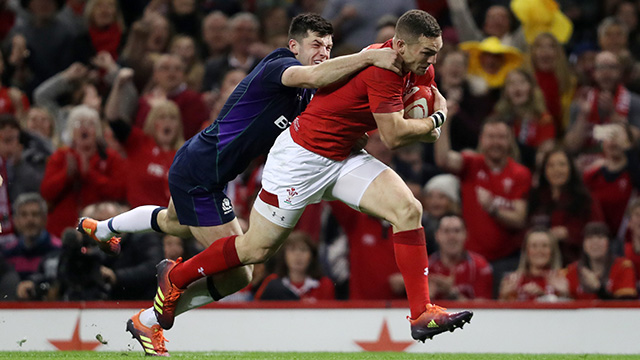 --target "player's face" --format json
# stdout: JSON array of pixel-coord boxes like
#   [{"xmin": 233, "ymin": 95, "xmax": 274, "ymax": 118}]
[
  {"xmin": 526, "ymin": 232, "xmax": 552, "ymax": 270},
  {"xmin": 400, "ymin": 35, "xmax": 443, "ymax": 76},
  {"xmin": 291, "ymin": 31, "xmax": 332, "ymax": 66}
]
